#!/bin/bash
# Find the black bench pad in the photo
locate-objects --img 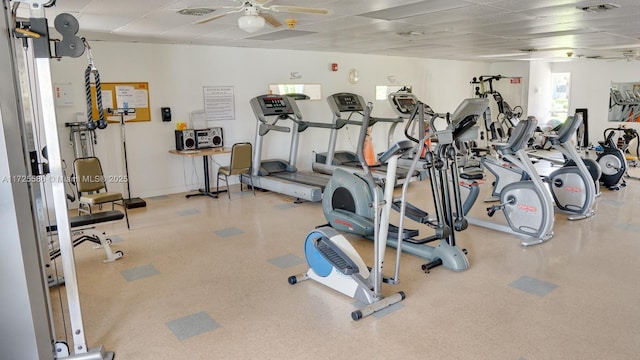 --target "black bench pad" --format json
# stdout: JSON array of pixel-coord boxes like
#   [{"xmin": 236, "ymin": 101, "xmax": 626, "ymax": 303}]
[{"xmin": 46, "ymin": 210, "xmax": 124, "ymax": 233}]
